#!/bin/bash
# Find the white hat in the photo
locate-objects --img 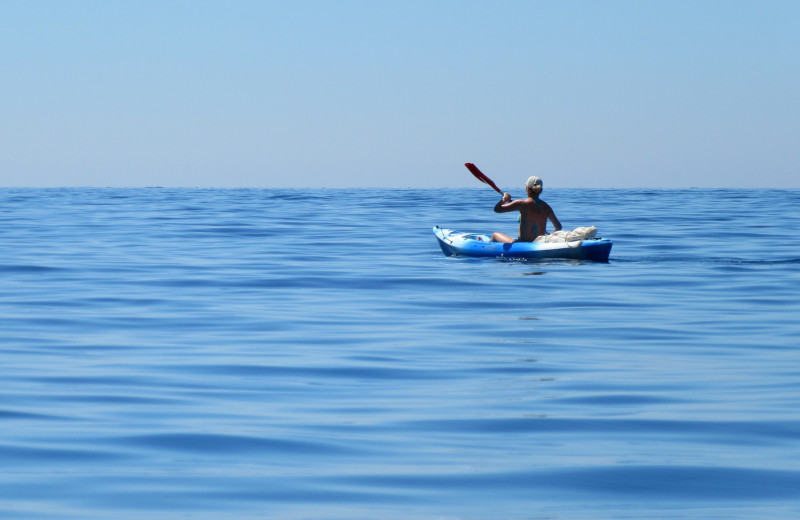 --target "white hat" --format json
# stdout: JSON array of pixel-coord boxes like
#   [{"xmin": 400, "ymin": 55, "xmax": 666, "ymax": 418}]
[{"xmin": 526, "ymin": 176, "xmax": 543, "ymax": 190}]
